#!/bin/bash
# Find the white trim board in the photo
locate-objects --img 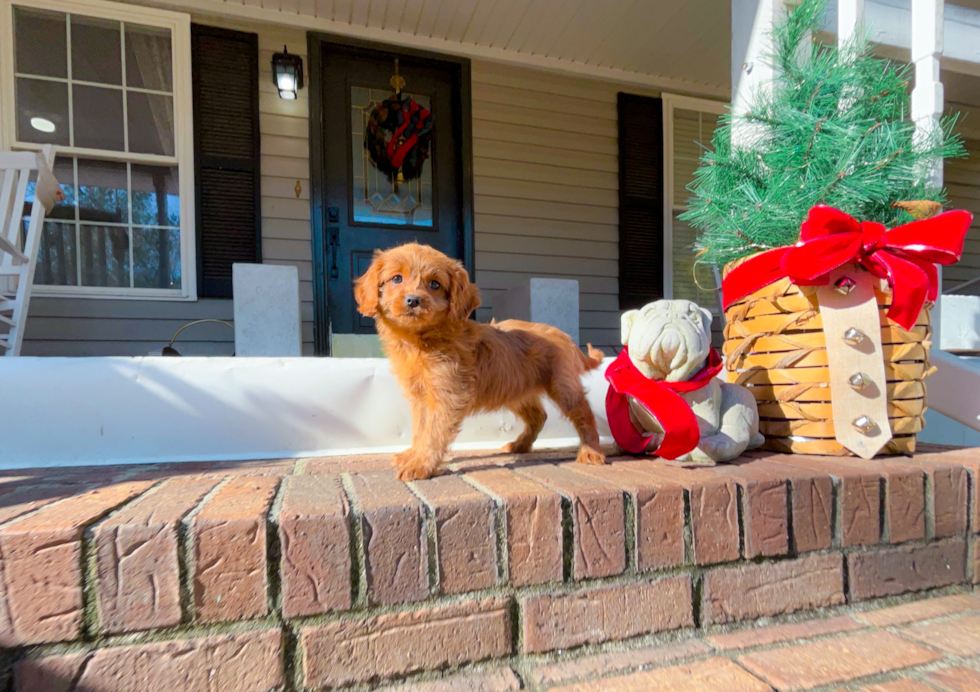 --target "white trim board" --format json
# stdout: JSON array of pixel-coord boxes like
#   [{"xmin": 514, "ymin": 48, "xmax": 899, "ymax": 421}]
[
  {"xmin": 0, "ymin": 356, "xmax": 616, "ymax": 469},
  {"xmin": 131, "ymin": 0, "xmax": 731, "ymax": 99}
]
